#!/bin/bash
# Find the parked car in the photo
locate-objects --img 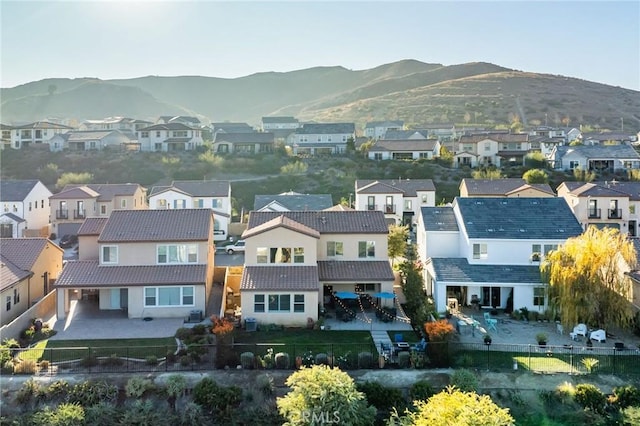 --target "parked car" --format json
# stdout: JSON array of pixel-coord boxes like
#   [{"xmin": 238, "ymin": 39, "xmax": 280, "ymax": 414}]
[
  {"xmin": 59, "ymin": 234, "xmax": 78, "ymax": 248},
  {"xmin": 225, "ymin": 240, "xmax": 245, "ymax": 254}
]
